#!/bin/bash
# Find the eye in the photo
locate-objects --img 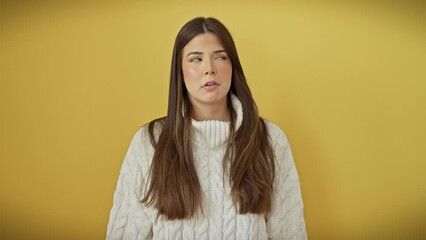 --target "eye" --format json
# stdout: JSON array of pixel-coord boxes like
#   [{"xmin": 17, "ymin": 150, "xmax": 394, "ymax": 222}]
[
  {"xmin": 215, "ymin": 56, "xmax": 227, "ymax": 60},
  {"xmin": 190, "ymin": 57, "xmax": 202, "ymax": 62}
]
